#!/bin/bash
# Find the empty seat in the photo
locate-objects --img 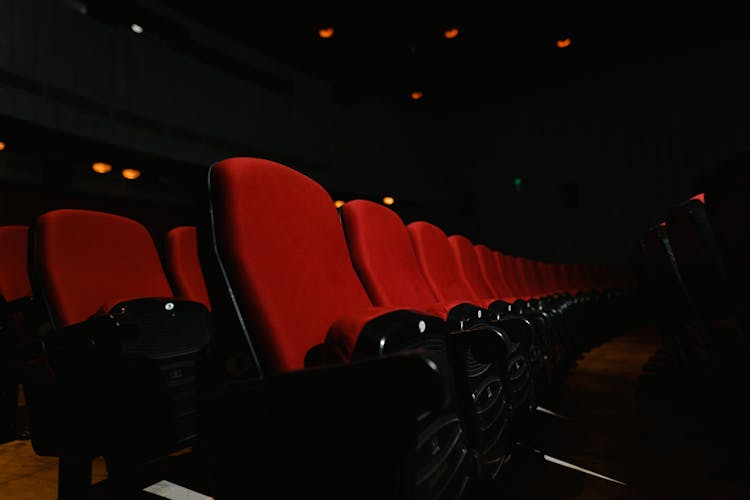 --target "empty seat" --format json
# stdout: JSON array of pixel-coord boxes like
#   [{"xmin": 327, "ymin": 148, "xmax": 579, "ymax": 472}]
[
  {"xmin": 450, "ymin": 235, "xmax": 568, "ymax": 376},
  {"xmin": 406, "ymin": 221, "xmax": 557, "ymax": 391},
  {"xmin": 664, "ymin": 196, "xmax": 745, "ymax": 379},
  {"xmin": 163, "ymin": 226, "xmax": 211, "ymax": 311},
  {"xmin": 0, "ymin": 225, "xmax": 34, "ymax": 442},
  {"xmin": 339, "ymin": 198, "xmax": 530, "ymax": 481},
  {"xmin": 23, "ymin": 209, "xmax": 211, "ymax": 499},
  {"xmin": 199, "ymin": 157, "xmax": 485, "ymax": 500},
  {"xmin": 637, "ymin": 223, "xmax": 704, "ymax": 373},
  {"xmin": 475, "ymin": 245, "xmax": 534, "ymax": 304}
]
